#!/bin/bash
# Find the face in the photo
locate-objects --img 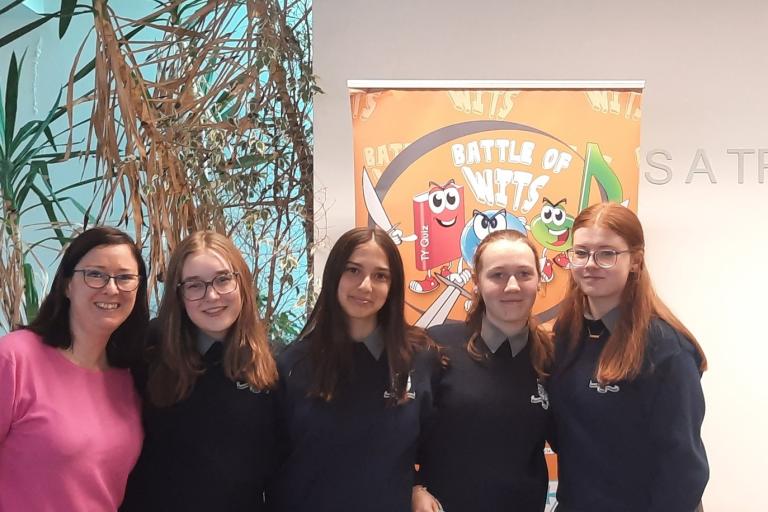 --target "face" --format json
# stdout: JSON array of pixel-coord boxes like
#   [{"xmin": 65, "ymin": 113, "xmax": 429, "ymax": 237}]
[
  {"xmin": 180, "ymin": 249, "xmax": 243, "ymax": 340},
  {"xmin": 570, "ymin": 225, "xmax": 634, "ymax": 313},
  {"xmin": 336, "ymin": 239, "xmax": 391, "ymax": 334},
  {"xmin": 67, "ymin": 244, "xmax": 140, "ymax": 337},
  {"xmin": 476, "ymin": 239, "xmax": 539, "ymax": 332}
]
